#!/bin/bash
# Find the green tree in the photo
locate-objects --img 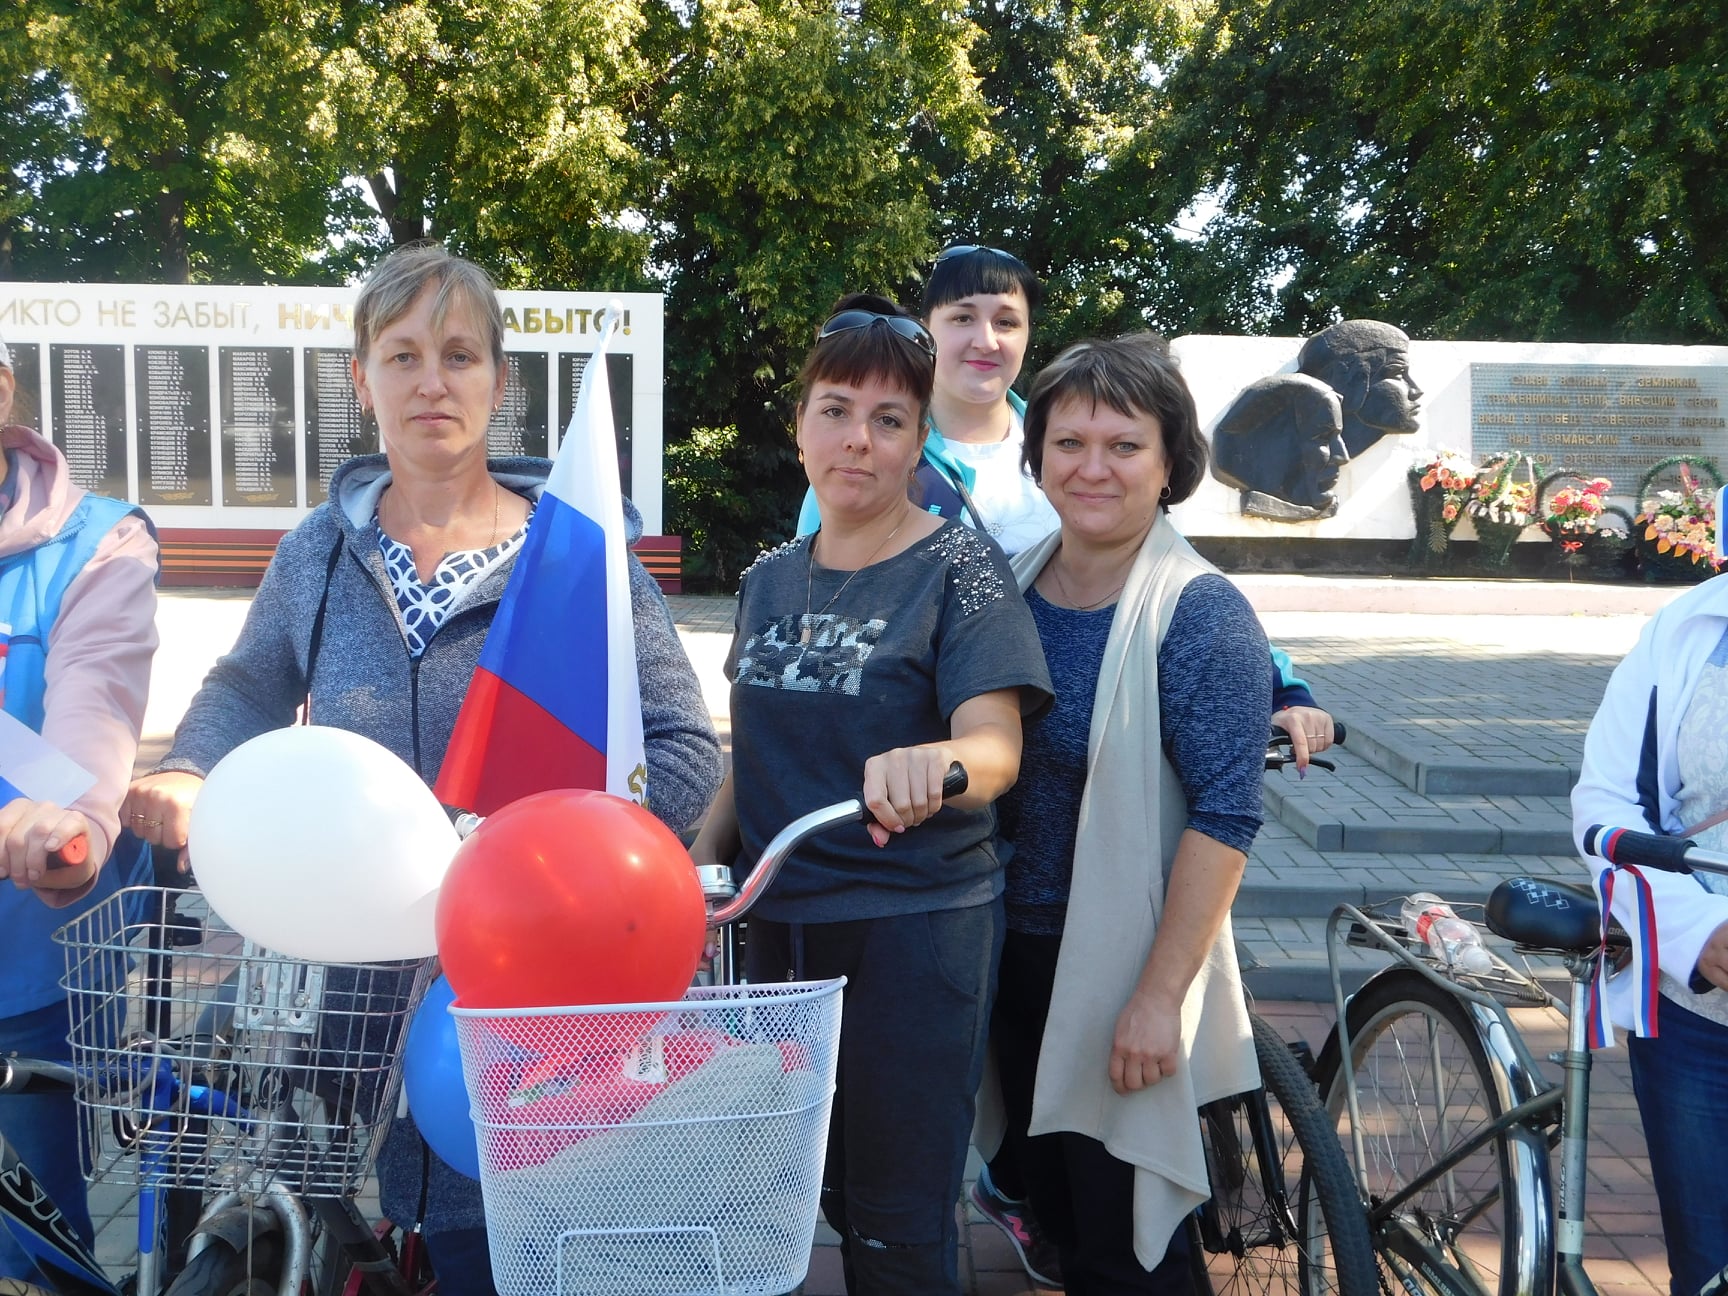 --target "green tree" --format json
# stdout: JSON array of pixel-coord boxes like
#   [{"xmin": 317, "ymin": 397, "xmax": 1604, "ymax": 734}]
[
  {"xmin": 330, "ymin": 0, "xmax": 658, "ymax": 289},
  {"xmin": 1157, "ymin": 0, "xmax": 1728, "ymax": 342},
  {"xmin": 929, "ymin": 0, "xmax": 1209, "ymax": 356},
  {"xmin": 22, "ymin": 0, "xmax": 374, "ymax": 283},
  {"xmin": 647, "ymin": 0, "xmax": 991, "ymax": 584}
]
